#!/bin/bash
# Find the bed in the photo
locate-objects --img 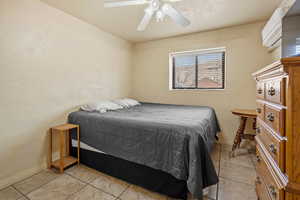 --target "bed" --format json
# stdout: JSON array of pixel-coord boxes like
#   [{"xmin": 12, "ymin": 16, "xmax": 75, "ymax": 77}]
[{"xmin": 68, "ymin": 102, "xmax": 220, "ymax": 199}]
